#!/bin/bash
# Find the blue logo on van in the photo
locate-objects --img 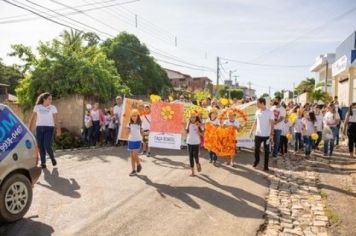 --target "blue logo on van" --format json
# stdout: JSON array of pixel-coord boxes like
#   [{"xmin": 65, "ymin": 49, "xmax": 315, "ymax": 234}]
[
  {"xmin": 25, "ymin": 140, "xmax": 32, "ymax": 149},
  {"xmin": 0, "ymin": 107, "xmax": 27, "ymax": 162}
]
